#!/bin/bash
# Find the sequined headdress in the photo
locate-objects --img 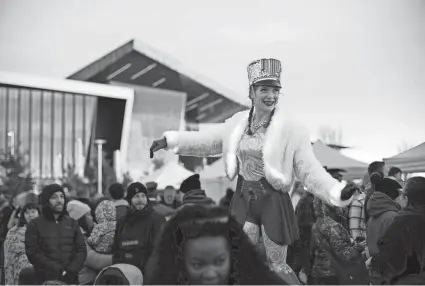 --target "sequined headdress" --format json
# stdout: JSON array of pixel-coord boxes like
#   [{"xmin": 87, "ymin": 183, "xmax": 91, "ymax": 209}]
[{"xmin": 247, "ymin": 58, "xmax": 282, "ymax": 87}]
